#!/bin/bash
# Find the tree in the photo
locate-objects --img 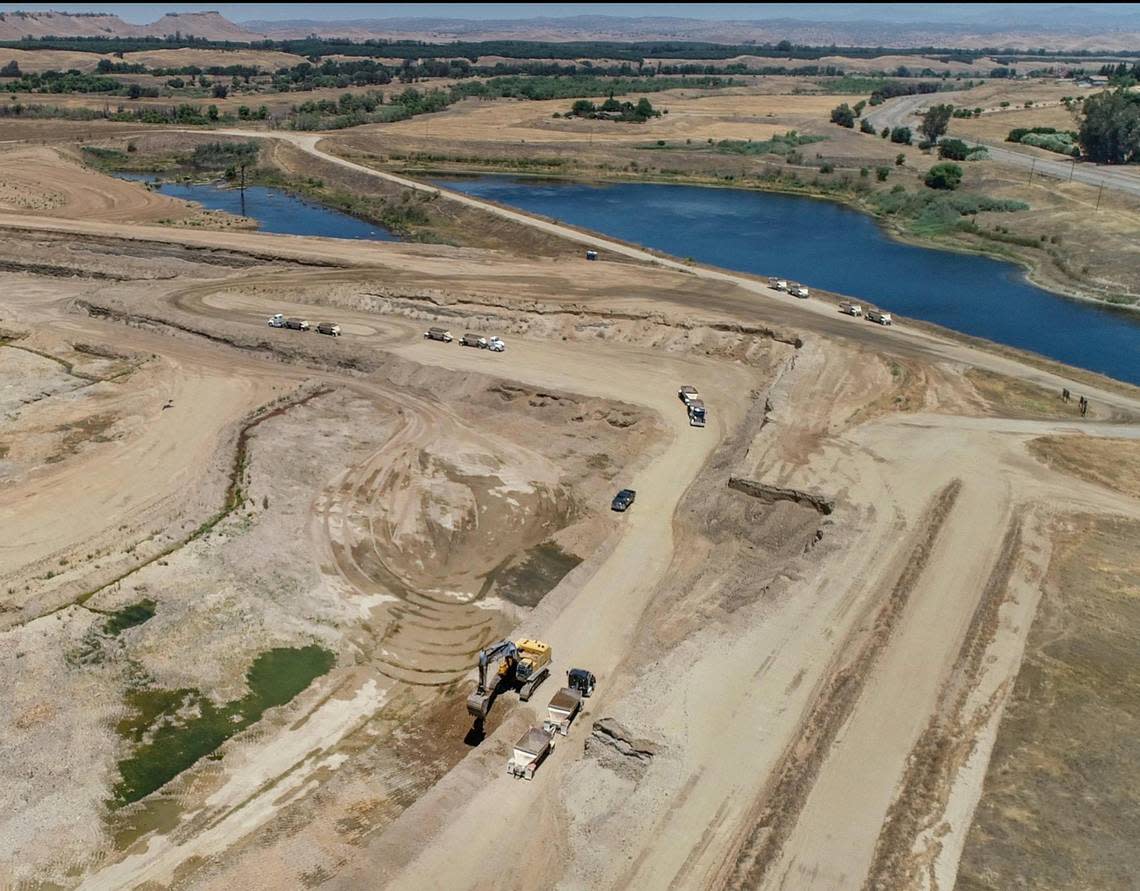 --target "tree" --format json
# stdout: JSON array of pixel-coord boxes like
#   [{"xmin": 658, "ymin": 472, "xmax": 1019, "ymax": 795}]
[
  {"xmin": 127, "ymin": 83, "xmax": 142, "ymax": 100},
  {"xmin": 924, "ymin": 162, "xmax": 963, "ymax": 190},
  {"xmin": 895, "ymin": 152, "xmax": 906, "ymax": 166},
  {"xmin": 776, "ymin": 39, "xmax": 793, "ymax": 52},
  {"xmin": 830, "ymin": 103, "xmax": 855, "ymax": 128},
  {"xmin": 213, "ymin": 83, "xmax": 228, "ymax": 99},
  {"xmin": 570, "ymin": 98, "xmax": 595, "ymax": 117},
  {"xmin": 938, "ymin": 138, "xmax": 971, "ymax": 160},
  {"xmin": 0, "ymin": 60, "xmax": 21, "ymax": 77},
  {"xmin": 860, "ymin": 118, "xmax": 876, "ymax": 134},
  {"xmin": 890, "ymin": 126, "xmax": 913, "ymax": 145},
  {"xmin": 919, "ymin": 103, "xmax": 954, "ymax": 143},
  {"xmin": 634, "ymin": 97, "xmax": 655, "ymax": 120},
  {"xmin": 853, "ymin": 99, "xmax": 866, "ymax": 116},
  {"xmin": 876, "ymin": 166, "xmax": 890, "ymax": 181},
  {"xmin": 1078, "ymin": 88, "xmax": 1140, "ymax": 164},
  {"xmin": 207, "ymin": 104, "xmax": 219, "ymax": 121}
]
